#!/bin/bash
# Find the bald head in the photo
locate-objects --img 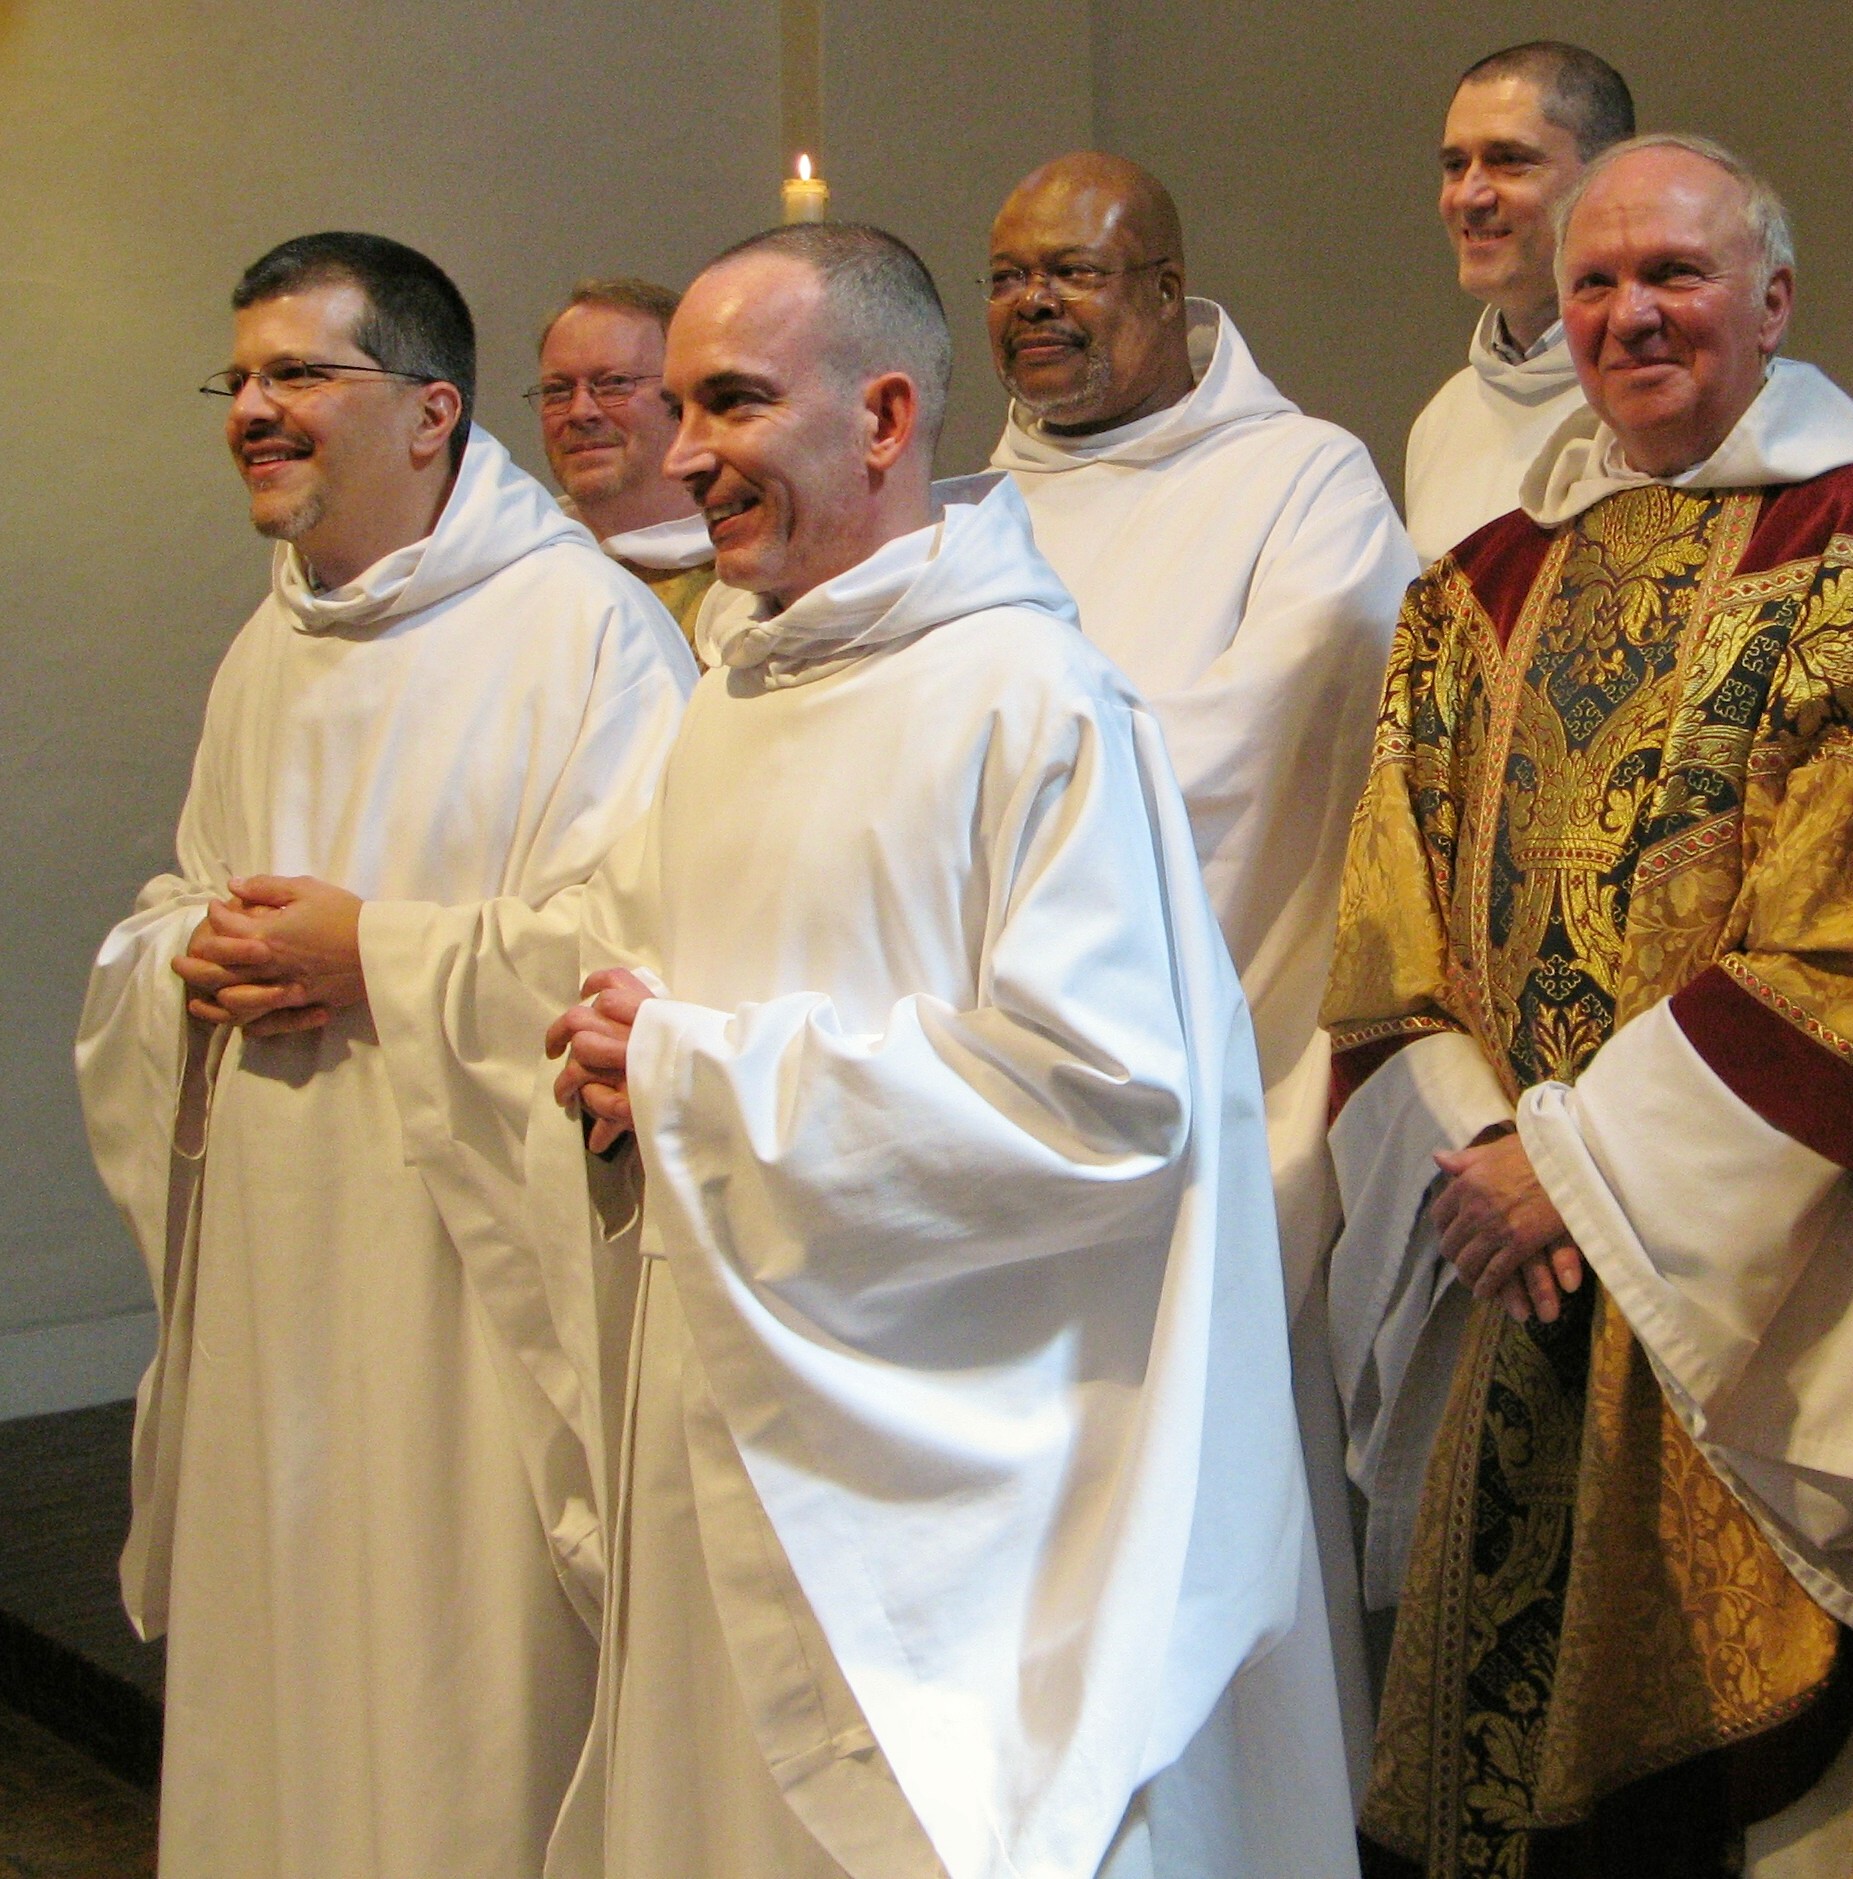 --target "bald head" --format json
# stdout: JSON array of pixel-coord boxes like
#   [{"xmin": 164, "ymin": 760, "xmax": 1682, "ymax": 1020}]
[
  {"xmin": 661, "ymin": 229, "xmax": 942, "ymax": 609},
  {"xmin": 987, "ymin": 152, "xmax": 1194, "ymax": 435},
  {"xmin": 706, "ymin": 222, "xmax": 951, "ymax": 452},
  {"xmin": 997, "ymin": 153, "xmax": 1186, "ymax": 274}
]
